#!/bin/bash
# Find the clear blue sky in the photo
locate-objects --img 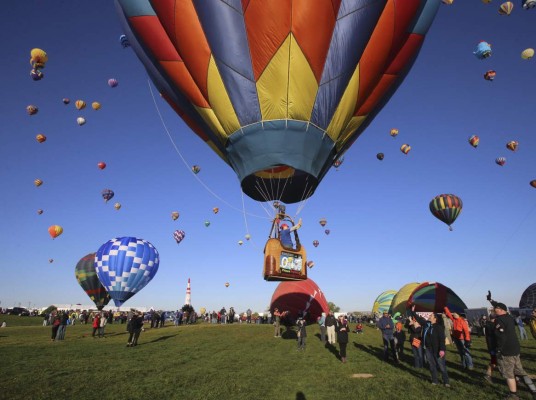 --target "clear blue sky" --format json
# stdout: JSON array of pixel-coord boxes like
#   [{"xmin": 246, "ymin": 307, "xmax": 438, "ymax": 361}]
[{"xmin": 1, "ymin": 1, "xmax": 535, "ymax": 314}]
